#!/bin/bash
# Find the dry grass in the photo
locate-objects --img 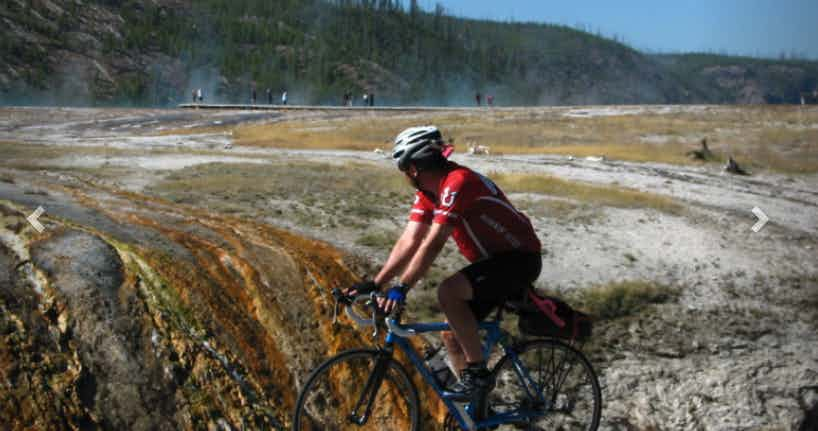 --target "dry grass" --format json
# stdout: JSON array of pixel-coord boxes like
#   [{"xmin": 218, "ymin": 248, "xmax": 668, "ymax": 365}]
[
  {"xmin": 163, "ymin": 106, "xmax": 818, "ymax": 173},
  {"xmin": 0, "ymin": 142, "xmax": 131, "ymax": 173},
  {"xmin": 0, "ymin": 141, "xmax": 237, "ymax": 171},
  {"xmin": 514, "ymin": 197, "xmax": 580, "ymax": 218},
  {"xmin": 355, "ymin": 230, "xmax": 399, "ymax": 250},
  {"xmin": 573, "ymin": 280, "xmax": 678, "ymax": 320},
  {"xmin": 148, "ymin": 157, "xmax": 684, "ymax": 222},
  {"xmin": 734, "ymin": 127, "xmax": 818, "ymax": 174},
  {"xmin": 493, "ymin": 172, "xmax": 685, "ymax": 215},
  {"xmin": 145, "ymin": 158, "xmax": 684, "ymax": 236},
  {"xmin": 513, "ymin": 197, "xmax": 603, "ymax": 225},
  {"xmin": 233, "ymin": 114, "xmax": 424, "ymax": 151},
  {"xmin": 146, "ymin": 160, "xmax": 413, "ymax": 229},
  {"xmin": 154, "ymin": 160, "xmax": 405, "ymax": 197},
  {"xmin": 1, "ymin": 141, "xmax": 67, "ymax": 161},
  {"xmin": 157, "ymin": 126, "xmax": 230, "ymax": 136}
]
